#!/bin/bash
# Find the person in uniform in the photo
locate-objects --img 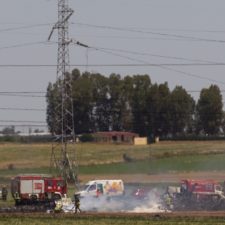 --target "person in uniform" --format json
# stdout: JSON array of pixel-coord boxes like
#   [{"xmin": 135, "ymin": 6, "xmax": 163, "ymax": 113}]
[
  {"xmin": 164, "ymin": 193, "xmax": 173, "ymax": 210},
  {"xmin": 2, "ymin": 186, "xmax": 8, "ymax": 201},
  {"xmin": 54, "ymin": 200, "xmax": 63, "ymax": 213},
  {"xmin": 14, "ymin": 191, "xmax": 20, "ymax": 205},
  {"xmin": 74, "ymin": 194, "xmax": 81, "ymax": 214}
]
